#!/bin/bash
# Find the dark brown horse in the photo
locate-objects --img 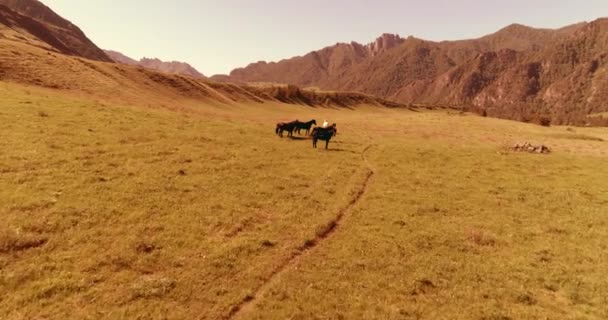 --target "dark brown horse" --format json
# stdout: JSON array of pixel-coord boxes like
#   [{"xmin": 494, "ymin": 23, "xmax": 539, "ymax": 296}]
[
  {"xmin": 311, "ymin": 124, "xmax": 337, "ymax": 149},
  {"xmin": 294, "ymin": 119, "xmax": 317, "ymax": 135},
  {"xmin": 275, "ymin": 120, "xmax": 301, "ymax": 137}
]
